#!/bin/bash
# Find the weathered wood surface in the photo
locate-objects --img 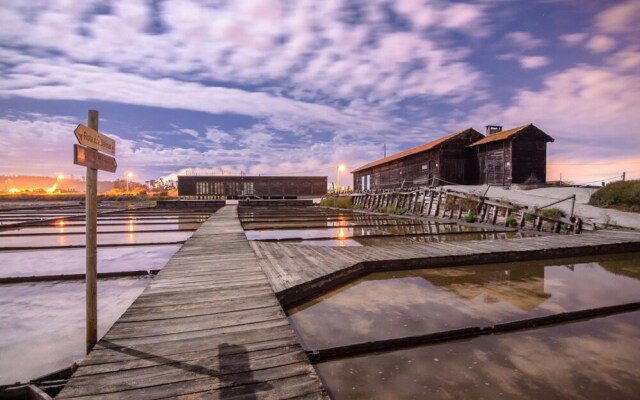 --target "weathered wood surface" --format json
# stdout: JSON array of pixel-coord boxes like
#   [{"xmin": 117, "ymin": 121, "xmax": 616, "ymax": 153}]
[
  {"xmin": 58, "ymin": 205, "xmax": 327, "ymax": 399},
  {"xmin": 251, "ymin": 229, "xmax": 640, "ymax": 305}
]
